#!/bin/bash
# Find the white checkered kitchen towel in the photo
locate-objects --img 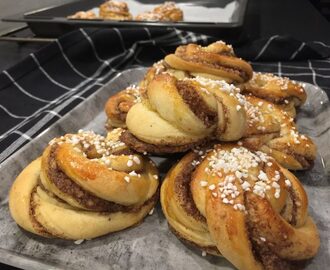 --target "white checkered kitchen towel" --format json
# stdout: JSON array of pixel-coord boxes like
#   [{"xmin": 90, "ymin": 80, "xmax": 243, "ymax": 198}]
[{"xmin": 0, "ymin": 28, "xmax": 329, "ymax": 163}]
